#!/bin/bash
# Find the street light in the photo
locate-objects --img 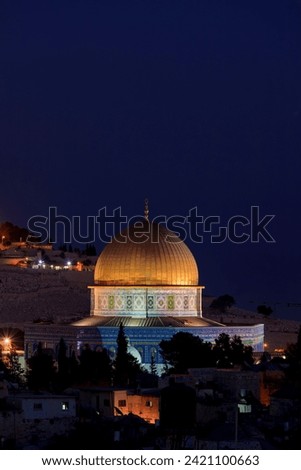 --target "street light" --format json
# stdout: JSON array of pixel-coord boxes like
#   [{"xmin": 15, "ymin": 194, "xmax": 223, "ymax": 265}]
[{"xmin": 1, "ymin": 337, "xmax": 11, "ymax": 353}]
